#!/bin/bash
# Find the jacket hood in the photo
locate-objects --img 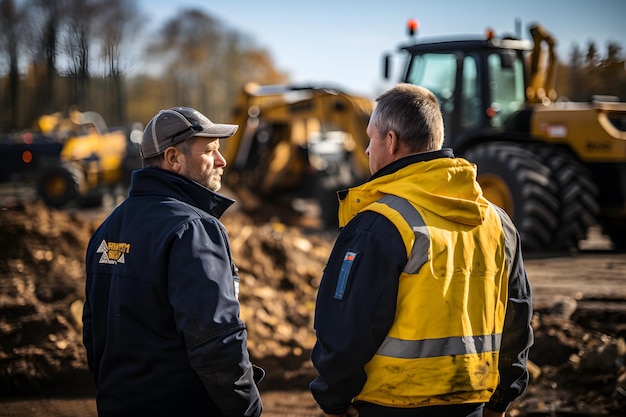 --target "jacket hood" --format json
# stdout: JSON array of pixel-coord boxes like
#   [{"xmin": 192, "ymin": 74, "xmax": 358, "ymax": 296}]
[{"xmin": 344, "ymin": 151, "xmax": 489, "ymax": 226}]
